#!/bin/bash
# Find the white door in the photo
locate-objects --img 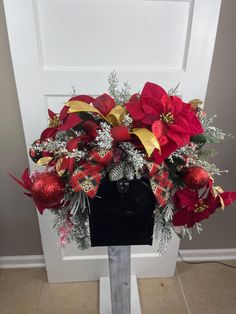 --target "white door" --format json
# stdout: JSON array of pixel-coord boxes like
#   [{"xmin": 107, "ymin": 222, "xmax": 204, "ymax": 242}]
[{"xmin": 4, "ymin": 0, "xmax": 221, "ymax": 283}]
